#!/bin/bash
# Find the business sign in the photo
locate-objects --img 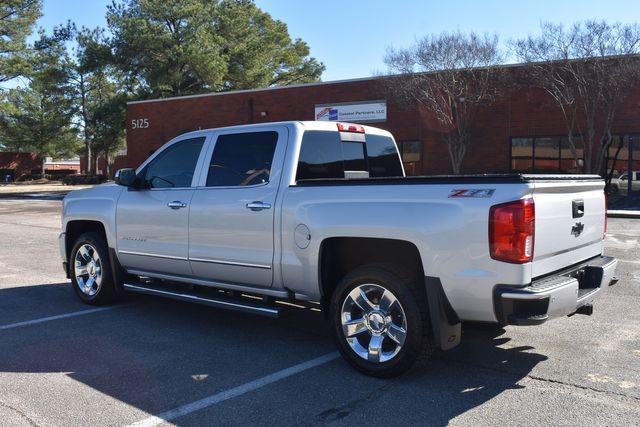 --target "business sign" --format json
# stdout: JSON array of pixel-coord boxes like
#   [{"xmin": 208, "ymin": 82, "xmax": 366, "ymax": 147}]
[{"xmin": 314, "ymin": 101, "xmax": 386, "ymax": 123}]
